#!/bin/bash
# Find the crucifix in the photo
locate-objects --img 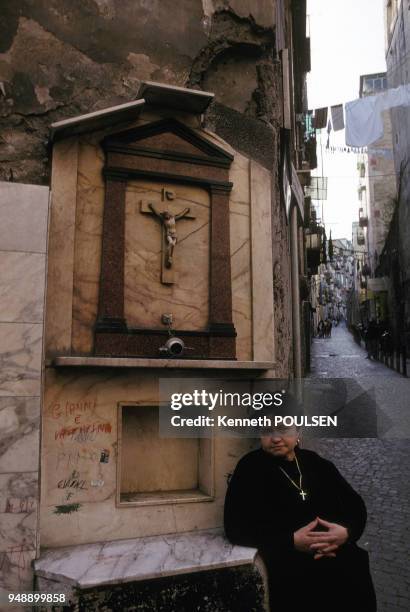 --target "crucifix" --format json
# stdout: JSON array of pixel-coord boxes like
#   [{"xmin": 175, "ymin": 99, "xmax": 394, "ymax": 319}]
[{"xmin": 140, "ymin": 188, "xmax": 195, "ymax": 284}]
